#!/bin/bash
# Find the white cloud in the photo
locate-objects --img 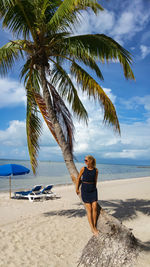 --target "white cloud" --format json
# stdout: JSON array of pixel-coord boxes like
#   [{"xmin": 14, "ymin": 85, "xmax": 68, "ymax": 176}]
[
  {"xmin": 140, "ymin": 45, "xmax": 150, "ymax": 59},
  {"xmin": 74, "ymin": 115, "xmax": 119, "ymax": 154},
  {"xmin": 0, "ymin": 115, "xmax": 150, "ymax": 162},
  {"xmin": 74, "ymin": 112, "xmax": 150, "ymax": 161},
  {"xmin": 0, "ymin": 118, "xmax": 58, "ymax": 148},
  {"xmin": 120, "ymin": 95, "xmax": 150, "ymax": 113},
  {"xmin": 0, "ymin": 78, "xmax": 26, "ymax": 108},
  {"xmin": 135, "ymin": 96, "xmax": 150, "ymax": 112},
  {"xmin": 0, "ymin": 89, "xmax": 150, "ymax": 163},
  {"xmin": 112, "ymin": 0, "xmax": 150, "ymax": 41},
  {"xmin": 121, "ymin": 119, "xmax": 150, "ymax": 148},
  {"xmin": 0, "ymin": 118, "xmax": 61, "ymax": 160},
  {"xmin": 74, "ymin": 9, "xmax": 115, "ymax": 36},
  {"xmin": 113, "ymin": 12, "xmax": 134, "ymax": 36},
  {"xmin": 72, "ymin": 89, "xmax": 150, "ymax": 161},
  {"xmin": 0, "ymin": 120, "xmax": 27, "ymax": 146},
  {"xmin": 73, "ymin": 0, "xmax": 150, "ymax": 45},
  {"xmin": 104, "ymin": 149, "xmax": 149, "ymax": 160},
  {"xmin": 39, "ymin": 146, "xmax": 62, "ymax": 161}
]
